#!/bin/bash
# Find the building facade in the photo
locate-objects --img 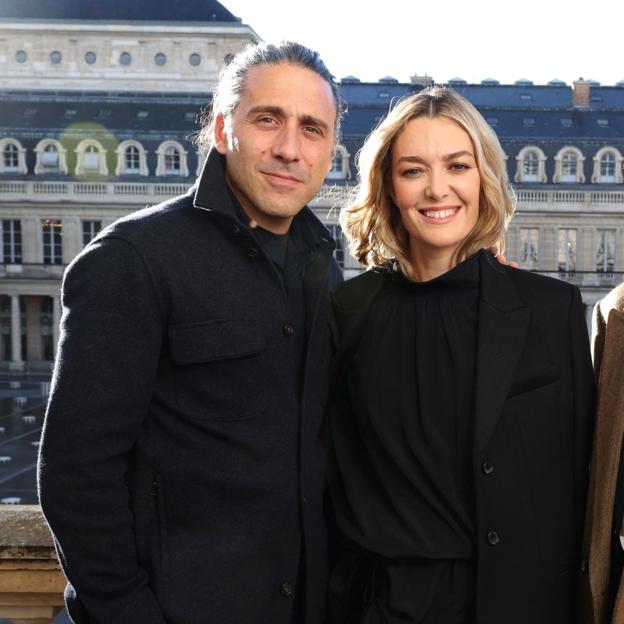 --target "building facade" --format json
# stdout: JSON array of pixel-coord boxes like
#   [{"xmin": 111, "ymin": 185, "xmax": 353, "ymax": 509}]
[{"xmin": 1, "ymin": 1, "xmax": 624, "ymax": 369}]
